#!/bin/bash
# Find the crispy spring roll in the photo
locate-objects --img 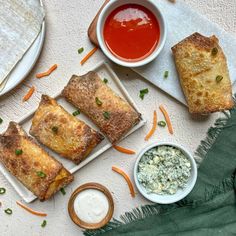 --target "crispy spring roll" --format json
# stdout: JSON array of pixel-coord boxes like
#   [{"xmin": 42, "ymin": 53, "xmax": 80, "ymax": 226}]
[
  {"xmin": 172, "ymin": 32, "xmax": 234, "ymax": 114},
  {"xmin": 62, "ymin": 71, "xmax": 141, "ymax": 143},
  {"xmin": 30, "ymin": 95, "xmax": 104, "ymax": 164},
  {"xmin": 0, "ymin": 122, "xmax": 74, "ymax": 201}
]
